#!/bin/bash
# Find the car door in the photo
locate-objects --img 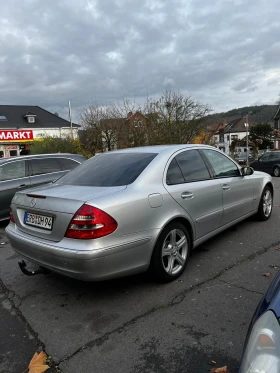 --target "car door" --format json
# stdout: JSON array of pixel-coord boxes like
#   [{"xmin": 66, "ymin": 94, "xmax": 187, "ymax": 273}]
[
  {"xmin": 252, "ymin": 152, "xmax": 271, "ymax": 173},
  {"xmin": 28, "ymin": 158, "xmax": 66, "ymax": 187},
  {"xmin": 164, "ymin": 149, "xmax": 223, "ymax": 240},
  {"xmin": 0, "ymin": 160, "xmax": 31, "ymax": 220},
  {"xmin": 201, "ymin": 149, "xmax": 254, "ymax": 226},
  {"xmin": 267, "ymin": 152, "xmax": 280, "ymax": 175}
]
